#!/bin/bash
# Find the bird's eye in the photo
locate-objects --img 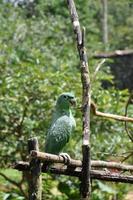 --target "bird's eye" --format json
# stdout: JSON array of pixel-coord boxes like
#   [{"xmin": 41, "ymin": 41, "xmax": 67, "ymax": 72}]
[{"xmin": 64, "ymin": 95, "xmax": 67, "ymax": 99}]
